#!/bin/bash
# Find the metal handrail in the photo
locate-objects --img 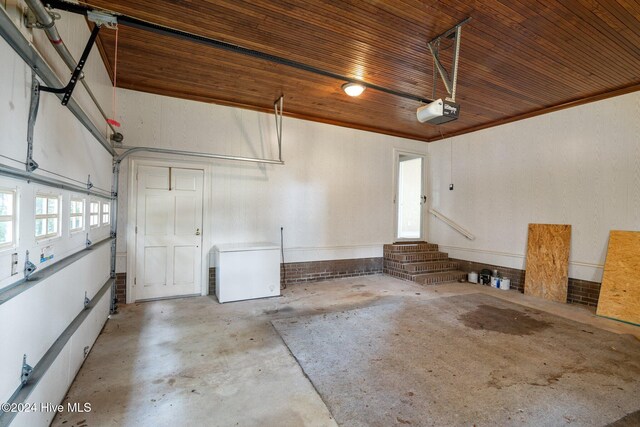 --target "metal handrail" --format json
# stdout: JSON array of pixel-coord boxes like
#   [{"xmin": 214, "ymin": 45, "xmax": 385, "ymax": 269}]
[{"xmin": 429, "ymin": 208, "xmax": 475, "ymax": 240}]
